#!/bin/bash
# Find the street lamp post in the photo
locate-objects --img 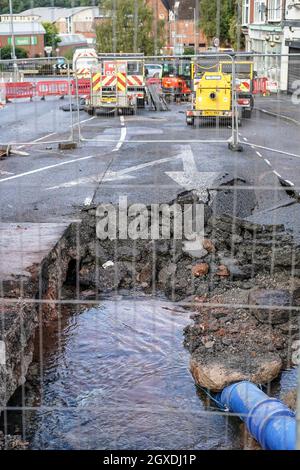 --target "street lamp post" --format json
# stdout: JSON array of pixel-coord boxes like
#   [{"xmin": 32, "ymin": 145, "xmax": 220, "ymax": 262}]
[
  {"xmin": 9, "ymin": 0, "xmax": 18, "ymax": 76},
  {"xmin": 173, "ymin": 1, "xmax": 180, "ymax": 55}
]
